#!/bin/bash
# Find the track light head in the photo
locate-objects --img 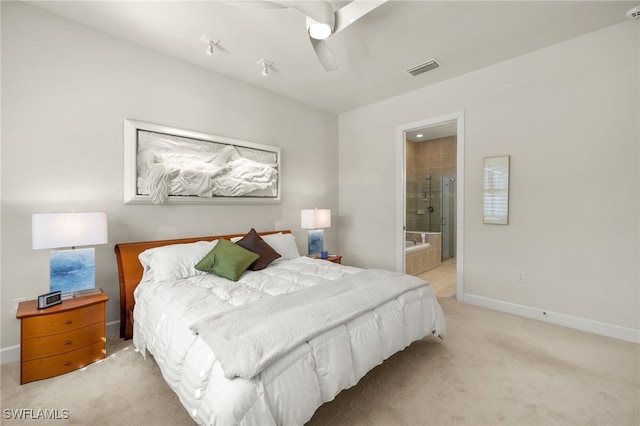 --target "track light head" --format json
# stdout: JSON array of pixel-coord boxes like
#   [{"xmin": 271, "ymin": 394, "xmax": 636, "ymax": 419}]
[
  {"xmin": 206, "ymin": 39, "xmax": 220, "ymax": 55},
  {"xmin": 257, "ymin": 58, "xmax": 273, "ymax": 76},
  {"xmin": 200, "ymin": 34, "xmax": 220, "ymax": 55}
]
